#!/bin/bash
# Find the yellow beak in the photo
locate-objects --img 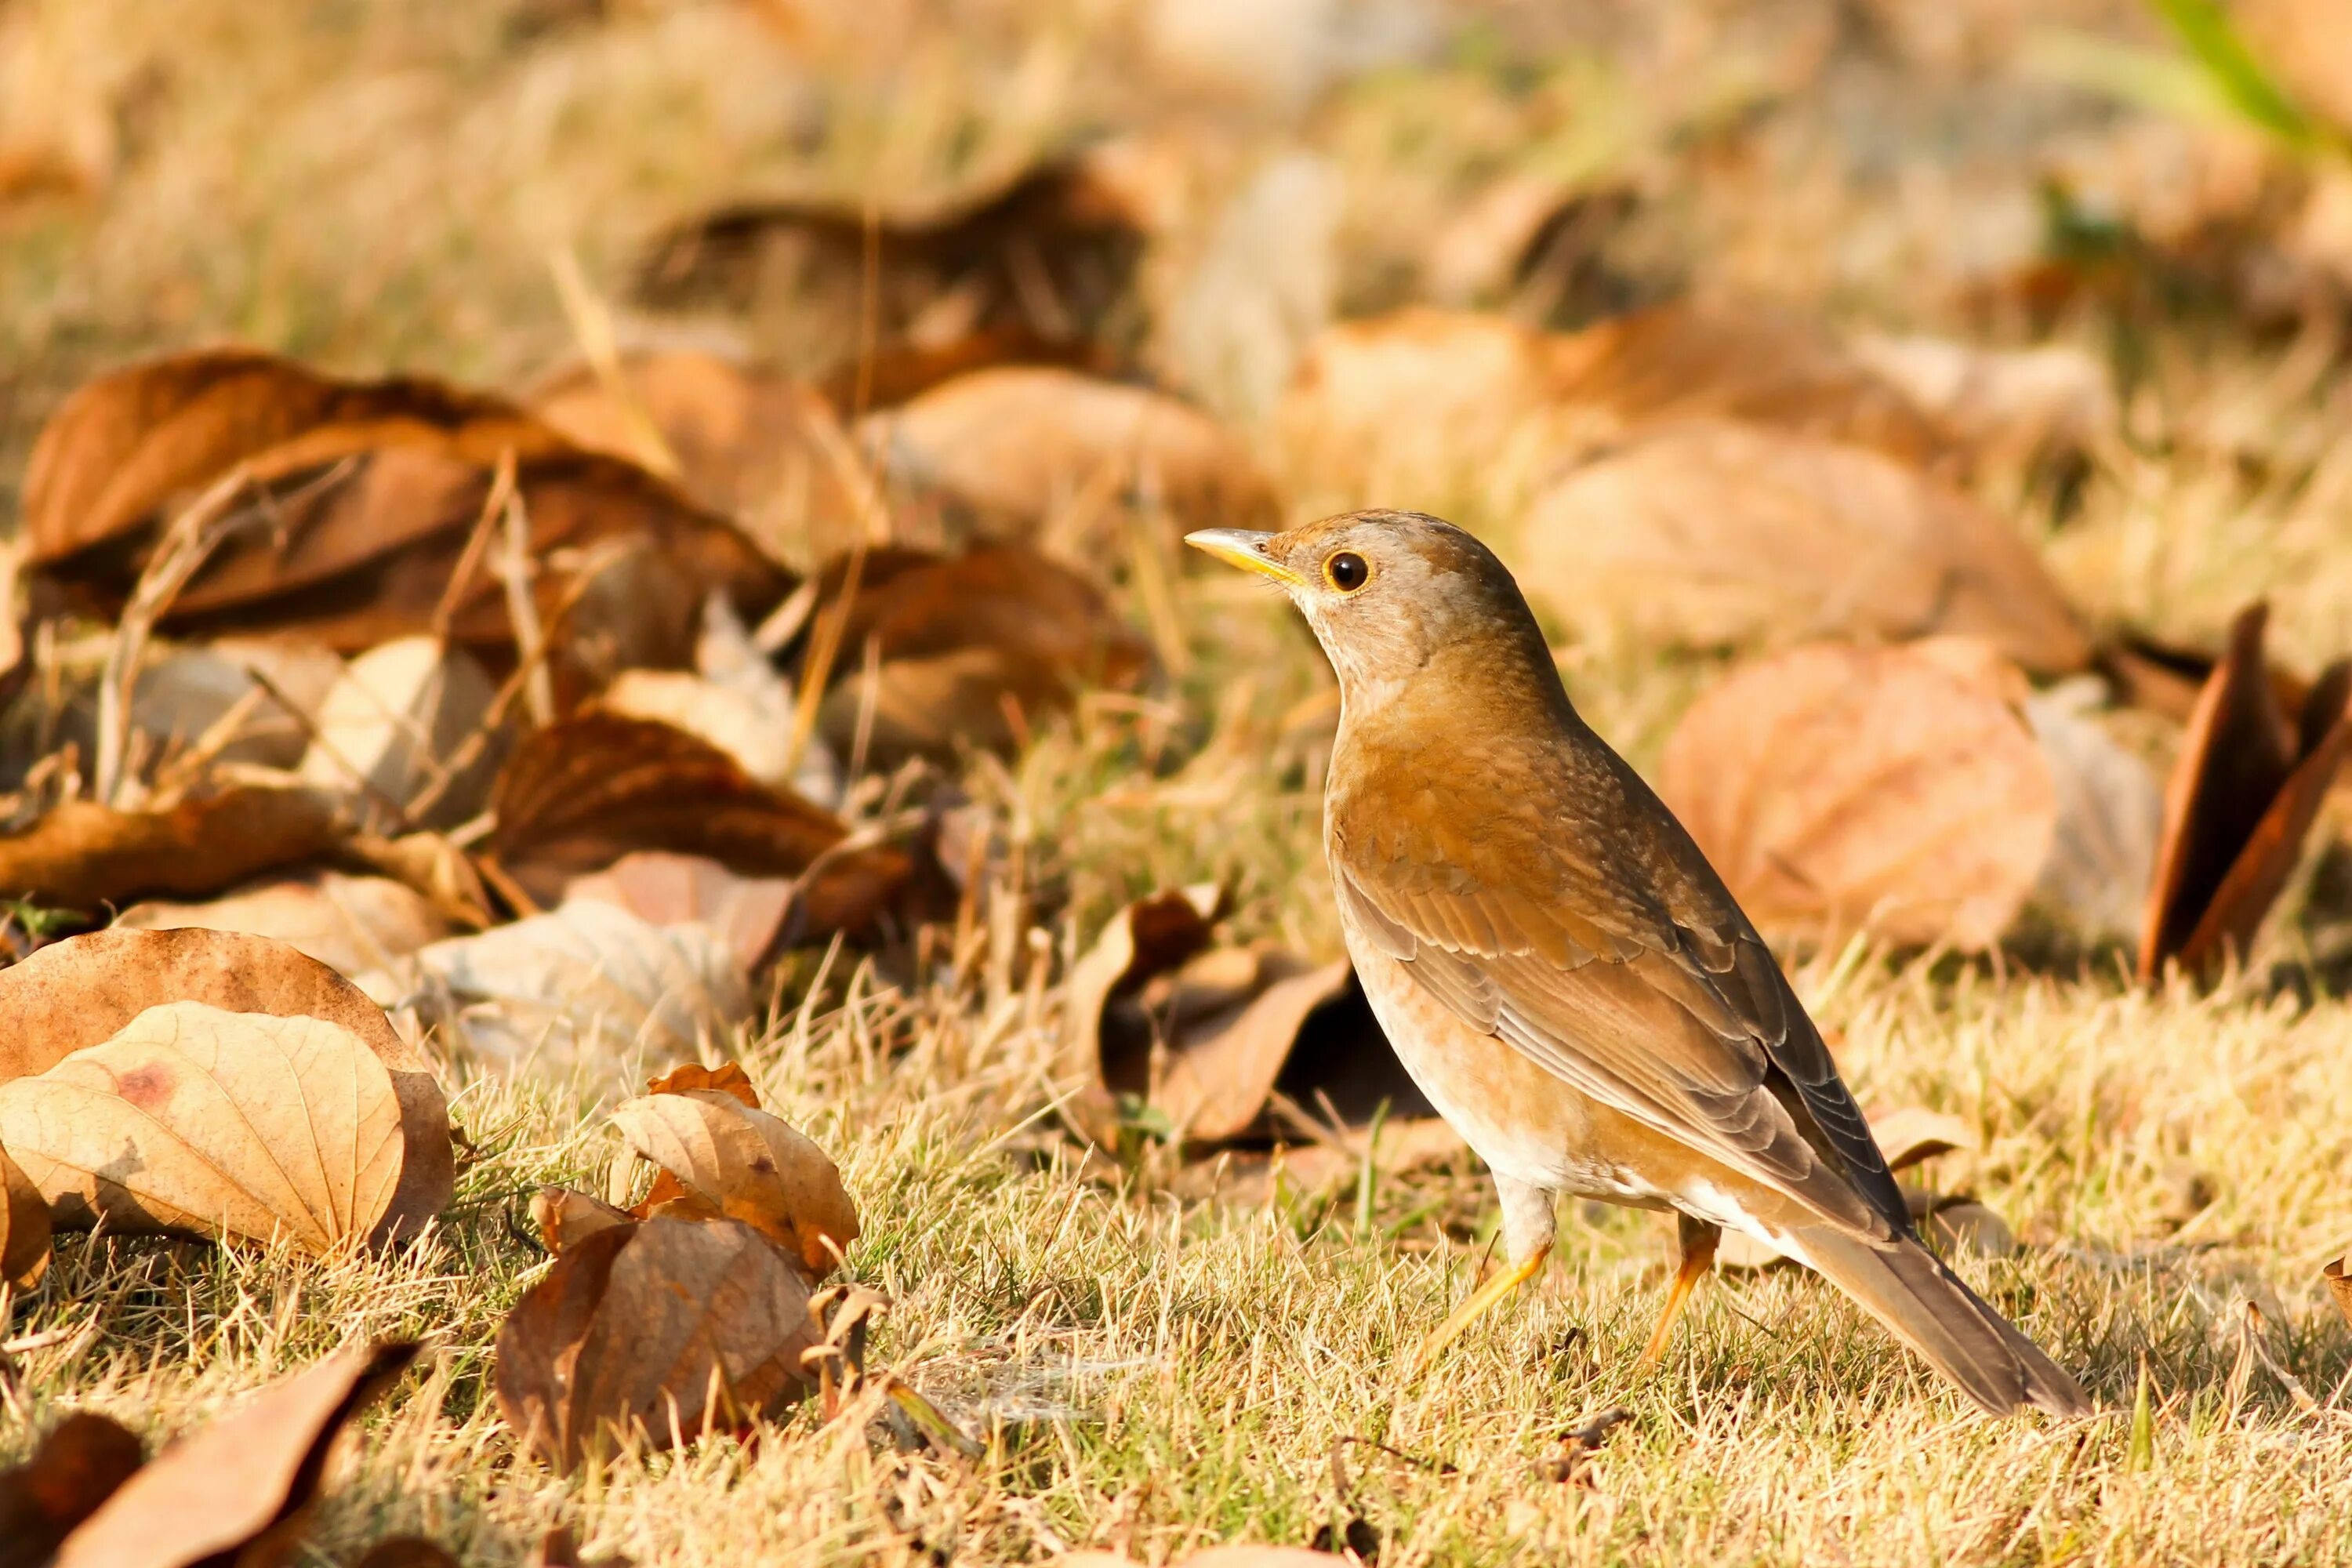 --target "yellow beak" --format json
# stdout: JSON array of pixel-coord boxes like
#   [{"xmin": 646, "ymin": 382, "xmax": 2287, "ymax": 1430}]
[{"xmin": 1183, "ymin": 528, "xmax": 1305, "ymax": 589}]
